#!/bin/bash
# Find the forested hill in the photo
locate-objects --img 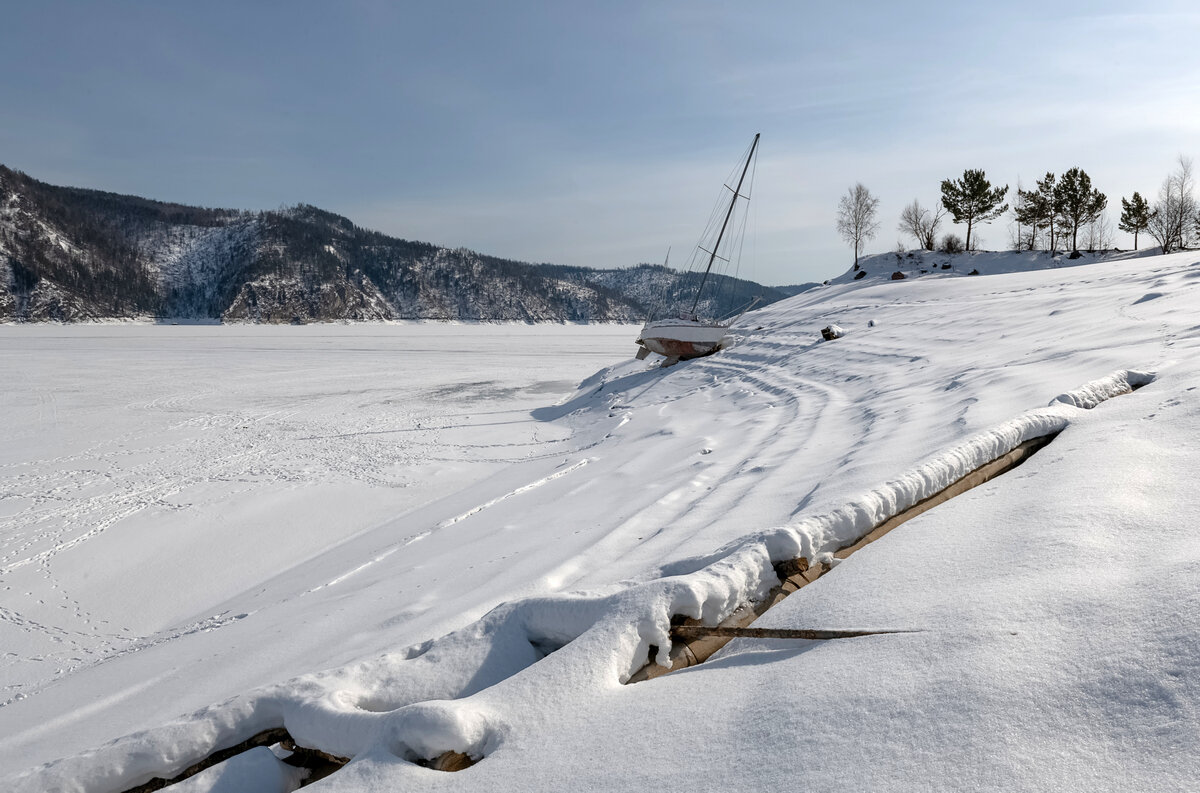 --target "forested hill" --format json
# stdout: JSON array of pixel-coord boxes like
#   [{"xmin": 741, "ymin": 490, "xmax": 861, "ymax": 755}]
[{"xmin": 0, "ymin": 166, "xmax": 790, "ymax": 323}]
